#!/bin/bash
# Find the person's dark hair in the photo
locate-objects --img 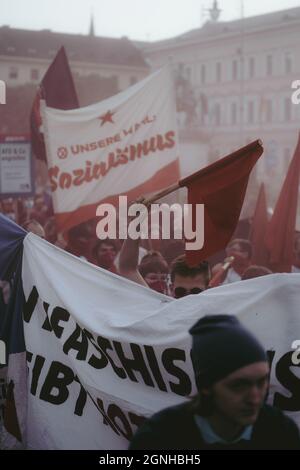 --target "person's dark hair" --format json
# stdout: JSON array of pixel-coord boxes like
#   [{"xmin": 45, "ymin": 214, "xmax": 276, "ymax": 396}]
[
  {"xmin": 92, "ymin": 239, "xmax": 119, "ymax": 258},
  {"xmin": 170, "ymin": 255, "xmax": 211, "ymax": 286},
  {"xmin": 227, "ymin": 238, "xmax": 252, "ymax": 259},
  {"xmin": 241, "ymin": 265, "xmax": 272, "ymax": 280},
  {"xmin": 140, "ymin": 250, "xmax": 164, "ymax": 265},
  {"xmin": 139, "ymin": 259, "xmax": 169, "ymax": 278}
]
